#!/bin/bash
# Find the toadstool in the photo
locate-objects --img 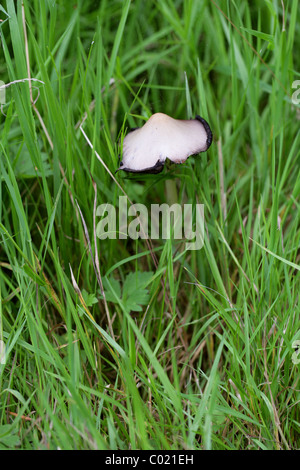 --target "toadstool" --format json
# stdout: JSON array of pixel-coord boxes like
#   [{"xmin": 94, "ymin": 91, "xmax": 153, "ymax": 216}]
[{"xmin": 118, "ymin": 112, "xmax": 212, "ymax": 174}]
